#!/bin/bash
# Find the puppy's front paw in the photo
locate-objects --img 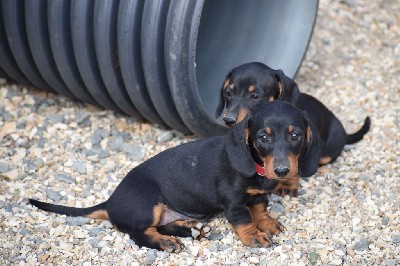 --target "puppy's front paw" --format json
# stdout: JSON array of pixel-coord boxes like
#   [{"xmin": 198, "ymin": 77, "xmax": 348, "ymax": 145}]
[
  {"xmin": 249, "ymin": 202, "xmax": 284, "ymax": 236},
  {"xmin": 257, "ymin": 218, "xmax": 285, "ymax": 235},
  {"xmin": 234, "ymin": 223, "xmax": 272, "ymax": 248}
]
